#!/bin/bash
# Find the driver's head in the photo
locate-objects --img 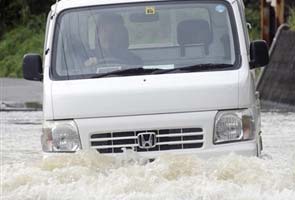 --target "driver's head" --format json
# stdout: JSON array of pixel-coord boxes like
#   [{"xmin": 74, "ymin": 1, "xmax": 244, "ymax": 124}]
[{"xmin": 97, "ymin": 14, "xmax": 129, "ymax": 53}]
